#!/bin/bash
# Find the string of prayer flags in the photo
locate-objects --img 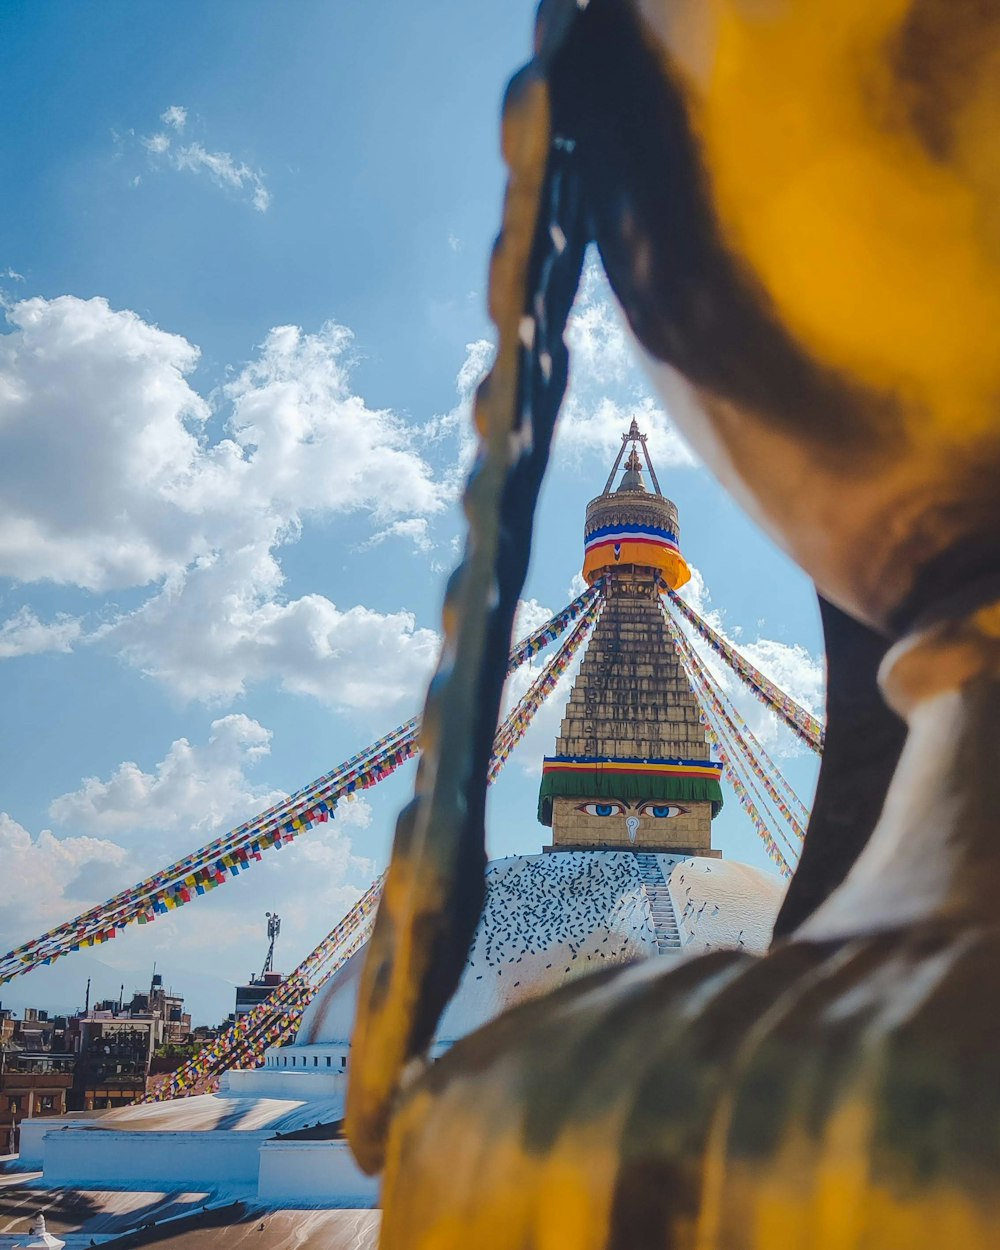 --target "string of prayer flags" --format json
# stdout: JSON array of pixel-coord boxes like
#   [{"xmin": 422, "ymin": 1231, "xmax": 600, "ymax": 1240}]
[
  {"xmin": 1, "ymin": 586, "xmax": 607, "ymax": 987},
  {"xmin": 665, "ymin": 611, "xmax": 796, "ymax": 877},
  {"xmin": 666, "ymin": 613, "xmax": 807, "ymax": 844},
  {"xmin": 667, "ymin": 589, "xmax": 825, "ymax": 753},
  {"xmin": 139, "ymin": 875, "xmax": 384, "ymax": 1102}
]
